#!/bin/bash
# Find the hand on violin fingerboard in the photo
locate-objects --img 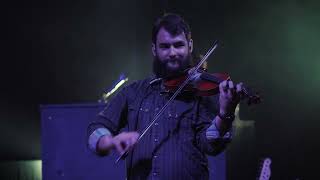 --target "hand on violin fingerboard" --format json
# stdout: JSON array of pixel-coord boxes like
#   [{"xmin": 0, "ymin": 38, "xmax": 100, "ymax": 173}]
[{"xmin": 218, "ymin": 80, "xmax": 243, "ymax": 116}]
